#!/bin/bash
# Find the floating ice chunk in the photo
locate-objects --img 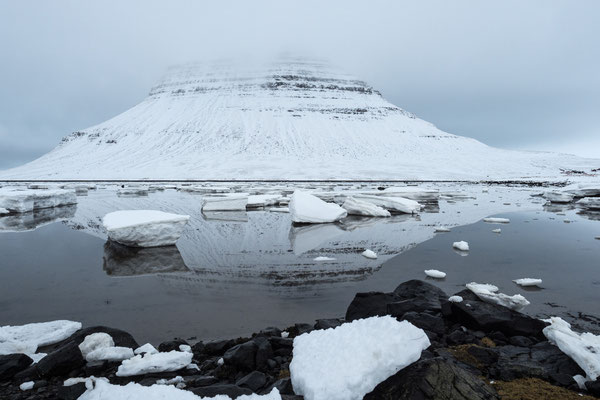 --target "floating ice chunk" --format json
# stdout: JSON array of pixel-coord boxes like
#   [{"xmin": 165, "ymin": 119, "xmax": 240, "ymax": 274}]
[
  {"xmin": 492, "ymin": 228, "xmax": 502, "ymax": 233},
  {"xmin": 134, "ymin": 343, "xmax": 159, "ymax": 355},
  {"xmin": 513, "ymin": 278, "xmax": 542, "ymax": 287},
  {"xmin": 0, "ymin": 320, "xmax": 81, "ymax": 358},
  {"xmin": 544, "ymin": 191, "xmax": 575, "ymax": 203},
  {"xmin": 79, "ymin": 333, "xmax": 114, "ymax": 358},
  {"xmin": 424, "ymin": 269, "xmax": 446, "ymax": 279},
  {"xmin": 116, "ymin": 350, "xmax": 193, "ymax": 377},
  {"xmin": 353, "ymin": 195, "xmax": 421, "ymax": 214},
  {"xmin": 362, "ymin": 249, "xmax": 377, "ymax": 259},
  {"xmin": 290, "ymin": 316, "xmax": 430, "ymax": 400},
  {"xmin": 289, "ymin": 191, "xmax": 347, "ymax": 224},
  {"xmin": 117, "ymin": 187, "xmax": 148, "ymax": 196},
  {"xmin": 268, "ymin": 207, "xmax": 289, "ymax": 213},
  {"xmin": 0, "ymin": 207, "xmax": 9, "ymax": 215},
  {"xmin": 103, "ymin": 210, "xmax": 190, "ymax": 247},
  {"xmin": 247, "ymin": 194, "xmax": 281, "ymax": 208},
  {"xmin": 483, "ymin": 217, "xmax": 510, "ymax": 223},
  {"xmin": 434, "ymin": 226, "xmax": 450, "ymax": 233},
  {"xmin": 342, "ymin": 197, "xmax": 391, "ymax": 217},
  {"xmin": 86, "ymin": 346, "xmax": 134, "ymax": 362},
  {"xmin": 202, "ymin": 194, "xmax": 248, "ymax": 211},
  {"xmin": 381, "ymin": 187, "xmax": 439, "ymax": 200},
  {"xmin": 577, "ymin": 197, "xmax": 600, "ymax": 210},
  {"xmin": 543, "ymin": 317, "xmax": 600, "ymax": 380},
  {"xmin": 452, "ymin": 241, "xmax": 469, "ymax": 251},
  {"xmin": 0, "ymin": 188, "xmax": 77, "ymax": 213},
  {"xmin": 78, "ymin": 380, "xmax": 282, "ymax": 400},
  {"xmin": 313, "ymin": 256, "xmax": 336, "ymax": 261},
  {"xmin": 466, "ymin": 282, "xmax": 530, "ymax": 311},
  {"xmin": 19, "ymin": 381, "xmax": 34, "ymax": 391},
  {"xmin": 448, "ymin": 296, "xmax": 463, "ymax": 303}
]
